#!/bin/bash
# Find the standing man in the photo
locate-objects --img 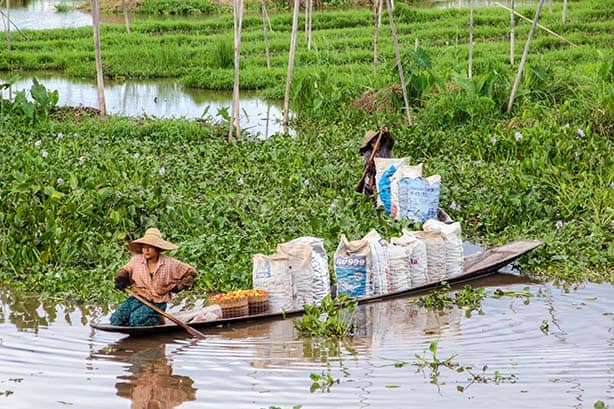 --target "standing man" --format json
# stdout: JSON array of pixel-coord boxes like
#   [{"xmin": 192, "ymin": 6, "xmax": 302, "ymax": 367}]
[{"xmin": 111, "ymin": 227, "xmax": 197, "ymax": 326}]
